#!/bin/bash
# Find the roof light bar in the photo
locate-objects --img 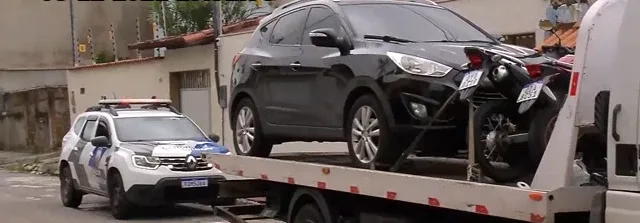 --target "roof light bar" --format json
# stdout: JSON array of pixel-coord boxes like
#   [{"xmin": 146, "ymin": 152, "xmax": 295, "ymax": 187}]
[{"xmin": 98, "ymin": 99, "xmax": 172, "ymax": 105}]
